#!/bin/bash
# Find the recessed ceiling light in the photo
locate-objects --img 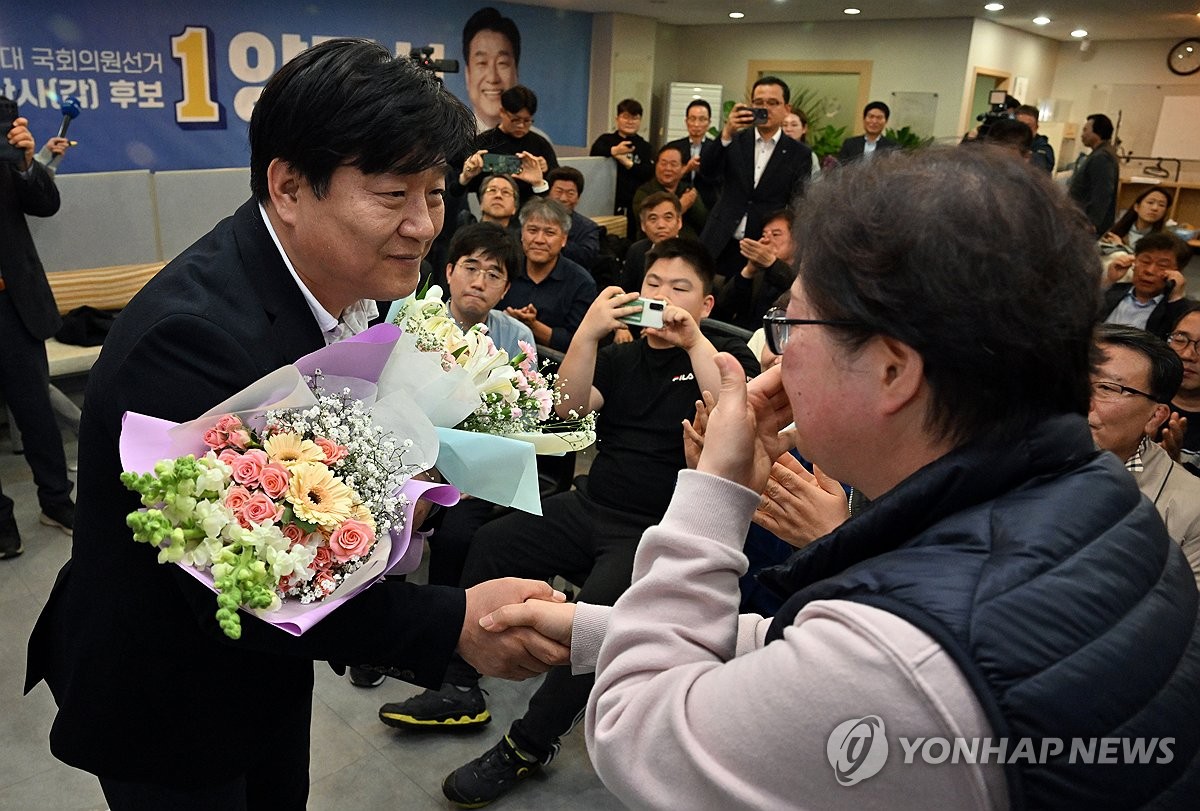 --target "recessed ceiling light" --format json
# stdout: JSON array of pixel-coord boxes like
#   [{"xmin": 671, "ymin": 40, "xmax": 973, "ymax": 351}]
[
  {"xmin": 729, "ymin": 11, "xmax": 745, "ymax": 19},
  {"xmin": 844, "ymin": 7, "xmax": 862, "ymax": 14},
  {"xmin": 1070, "ymin": 29, "xmax": 1088, "ymax": 38},
  {"xmin": 1032, "ymin": 16, "xmax": 1051, "ymax": 25},
  {"xmin": 984, "ymin": 3, "xmax": 1004, "ymax": 10}
]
